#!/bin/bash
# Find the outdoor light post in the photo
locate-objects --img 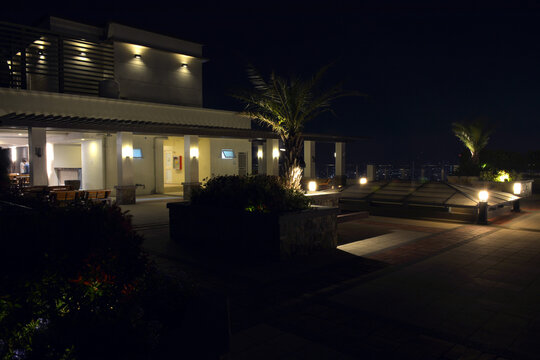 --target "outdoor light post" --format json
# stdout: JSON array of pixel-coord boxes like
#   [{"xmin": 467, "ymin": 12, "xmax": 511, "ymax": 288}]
[
  {"xmin": 513, "ymin": 182, "xmax": 521, "ymax": 212},
  {"xmin": 478, "ymin": 190, "xmax": 489, "ymax": 225}
]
